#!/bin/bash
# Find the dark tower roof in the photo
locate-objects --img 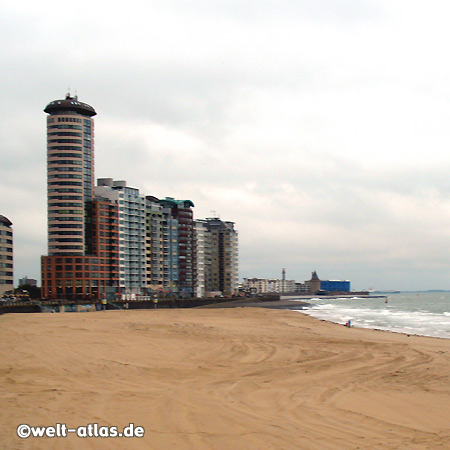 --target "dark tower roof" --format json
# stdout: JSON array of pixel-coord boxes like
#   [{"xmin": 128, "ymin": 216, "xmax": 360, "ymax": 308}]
[
  {"xmin": 310, "ymin": 271, "xmax": 320, "ymax": 281},
  {"xmin": 0, "ymin": 215, "xmax": 12, "ymax": 227},
  {"xmin": 44, "ymin": 93, "xmax": 96, "ymax": 117}
]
